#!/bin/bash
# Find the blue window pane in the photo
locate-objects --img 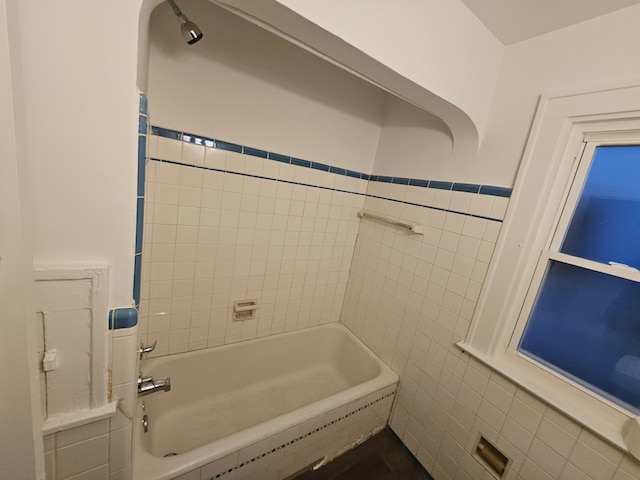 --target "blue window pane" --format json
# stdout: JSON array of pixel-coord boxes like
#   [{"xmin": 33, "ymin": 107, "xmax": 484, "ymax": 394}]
[
  {"xmin": 519, "ymin": 261, "xmax": 640, "ymax": 413},
  {"xmin": 561, "ymin": 146, "xmax": 640, "ymax": 269}
]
